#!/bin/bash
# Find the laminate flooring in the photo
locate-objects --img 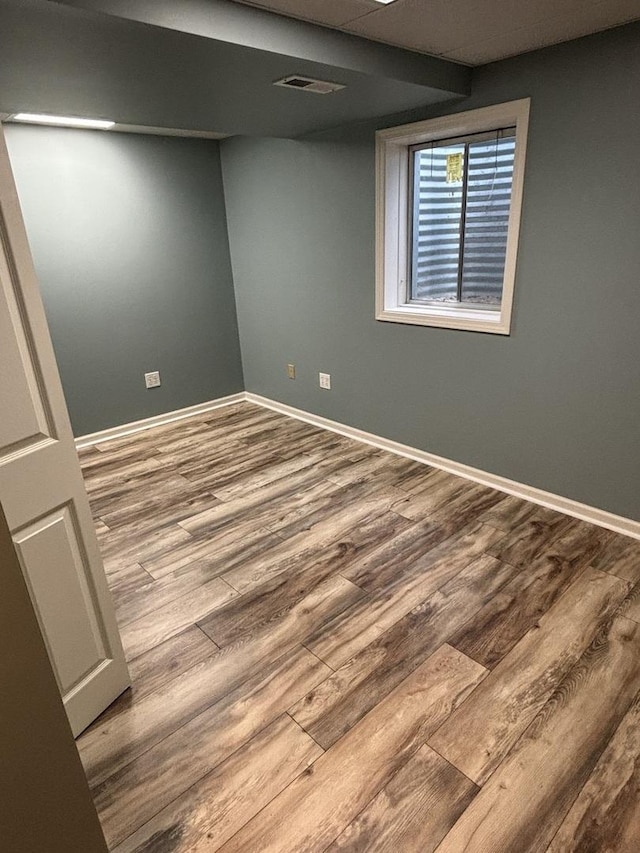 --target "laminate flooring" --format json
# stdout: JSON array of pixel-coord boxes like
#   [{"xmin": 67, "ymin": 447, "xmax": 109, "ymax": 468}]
[{"xmin": 76, "ymin": 401, "xmax": 640, "ymax": 852}]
